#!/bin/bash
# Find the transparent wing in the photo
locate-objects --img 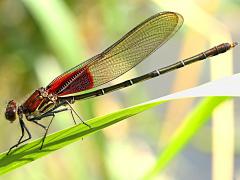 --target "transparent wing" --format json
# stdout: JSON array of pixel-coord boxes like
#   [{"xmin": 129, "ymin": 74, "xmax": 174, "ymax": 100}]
[{"xmin": 46, "ymin": 12, "xmax": 183, "ymax": 96}]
